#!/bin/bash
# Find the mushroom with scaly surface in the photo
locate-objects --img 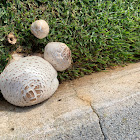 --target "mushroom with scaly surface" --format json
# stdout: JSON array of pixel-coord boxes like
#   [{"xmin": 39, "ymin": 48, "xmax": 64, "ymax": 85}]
[
  {"xmin": 0, "ymin": 20, "xmax": 72, "ymax": 107},
  {"xmin": 0, "ymin": 56, "xmax": 59, "ymax": 107},
  {"xmin": 44, "ymin": 42, "xmax": 72, "ymax": 71},
  {"xmin": 31, "ymin": 20, "xmax": 49, "ymax": 39}
]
